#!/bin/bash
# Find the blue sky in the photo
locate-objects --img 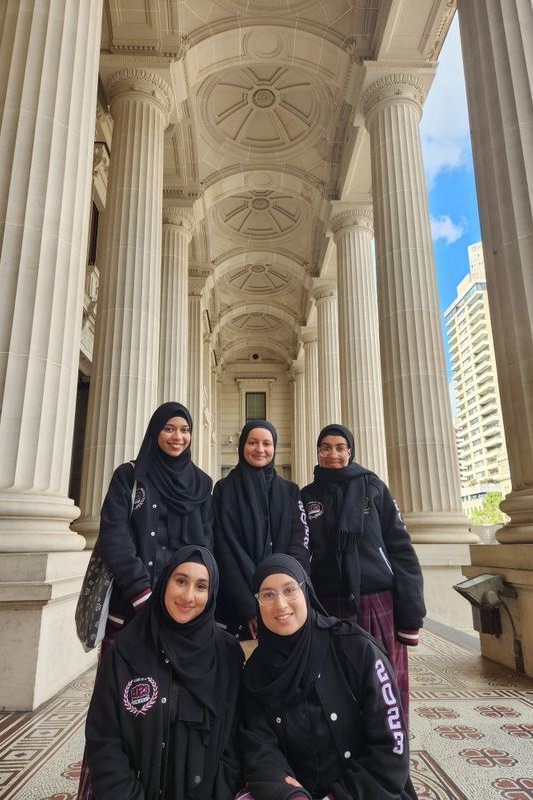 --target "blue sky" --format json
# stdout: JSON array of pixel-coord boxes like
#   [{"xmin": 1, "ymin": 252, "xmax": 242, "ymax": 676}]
[{"xmin": 420, "ymin": 14, "xmax": 481, "ymax": 319}]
